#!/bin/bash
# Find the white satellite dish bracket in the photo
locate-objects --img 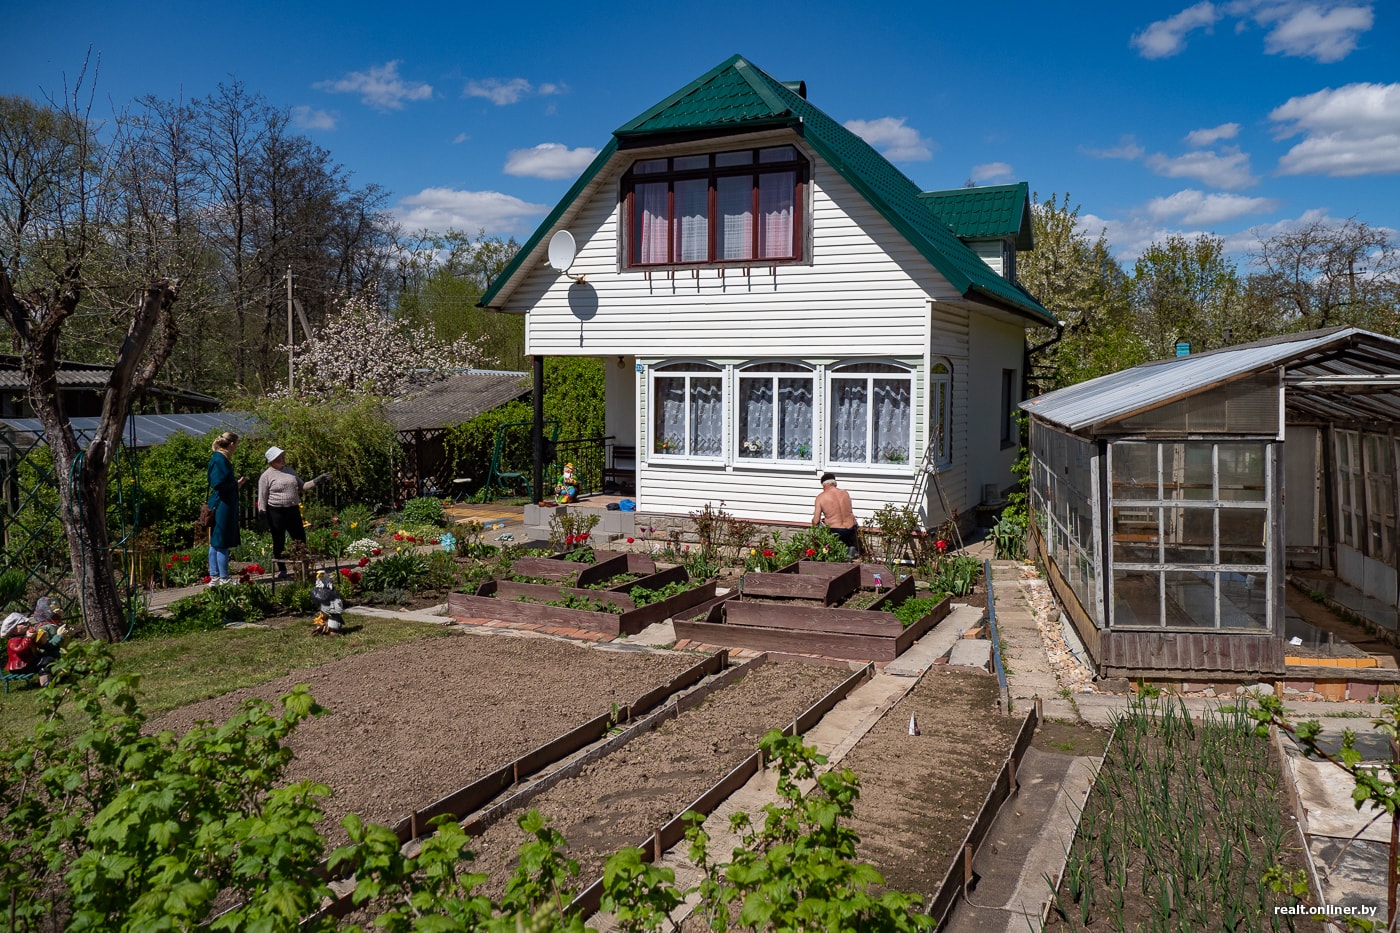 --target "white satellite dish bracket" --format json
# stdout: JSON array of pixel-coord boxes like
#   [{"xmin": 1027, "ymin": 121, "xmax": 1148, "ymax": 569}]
[{"xmin": 547, "ymin": 230, "xmax": 586, "ymax": 283}]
